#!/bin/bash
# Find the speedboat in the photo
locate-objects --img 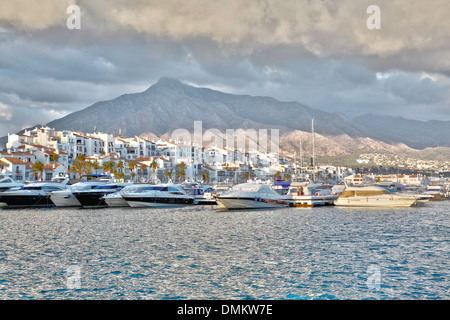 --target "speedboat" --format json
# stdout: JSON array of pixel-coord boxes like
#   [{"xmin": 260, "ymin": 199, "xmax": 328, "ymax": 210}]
[
  {"xmin": 50, "ymin": 180, "xmax": 110, "ymax": 207},
  {"xmin": 72, "ymin": 182, "xmax": 133, "ymax": 208},
  {"xmin": 182, "ymin": 184, "xmax": 217, "ymax": 205},
  {"xmin": 334, "ymin": 184, "xmax": 419, "ymax": 207},
  {"xmin": 0, "ymin": 175, "xmax": 25, "ymax": 192},
  {"xmin": 215, "ymin": 183, "xmax": 289, "ymax": 210},
  {"xmin": 286, "ymin": 180, "xmax": 340, "ymax": 207},
  {"xmin": 0, "ymin": 175, "xmax": 25, "ymax": 208},
  {"xmin": 122, "ymin": 184, "xmax": 195, "ymax": 208},
  {"xmin": 102, "ymin": 184, "xmax": 153, "ymax": 207},
  {"xmin": 0, "ymin": 178, "xmax": 69, "ymax": 209}
]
